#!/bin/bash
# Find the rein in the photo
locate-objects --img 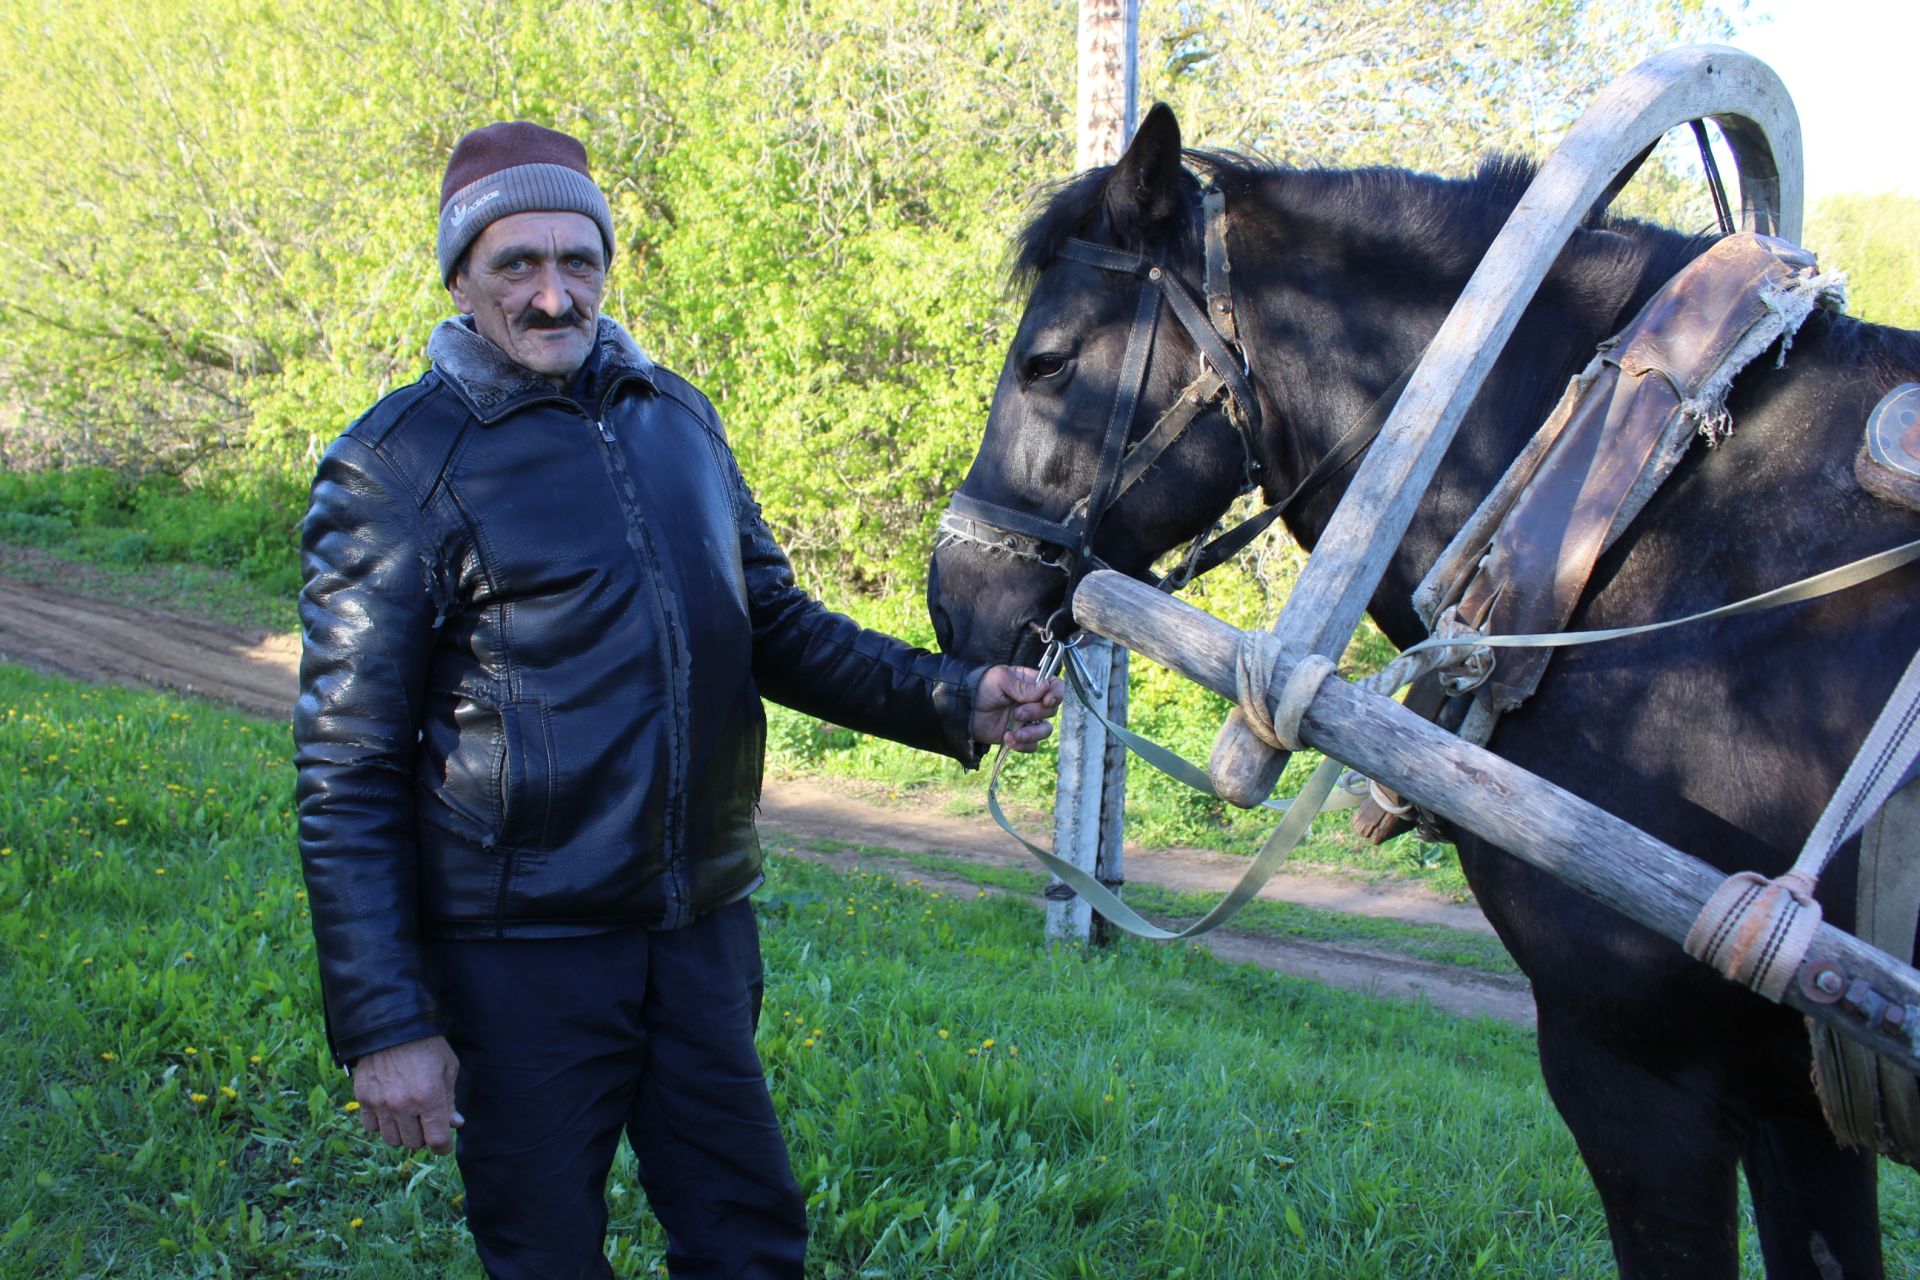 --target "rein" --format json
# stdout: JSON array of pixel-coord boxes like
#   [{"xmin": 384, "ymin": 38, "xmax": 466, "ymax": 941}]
[{"xmin": 938, "ymin": 186, "xmax": 1387, "ymax": 614}]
